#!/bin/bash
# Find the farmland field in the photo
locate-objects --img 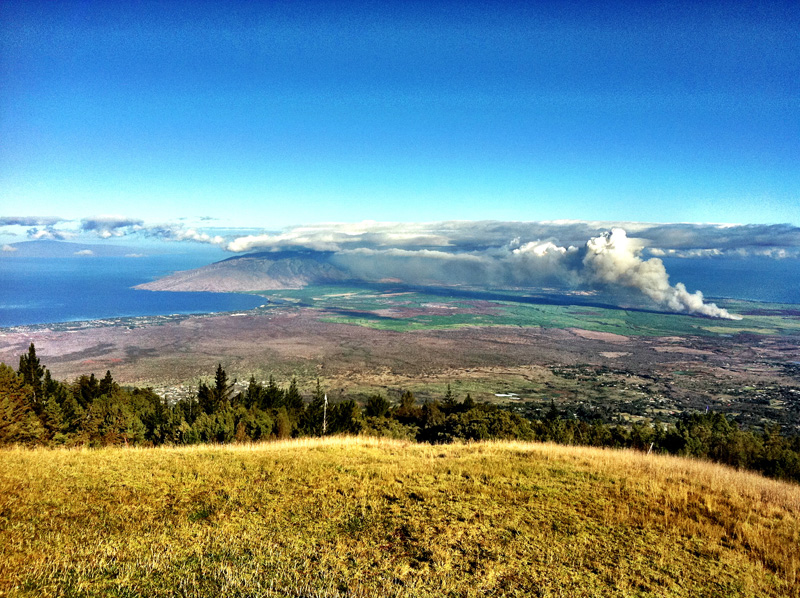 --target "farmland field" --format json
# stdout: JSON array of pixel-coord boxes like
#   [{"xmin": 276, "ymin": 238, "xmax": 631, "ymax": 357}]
[{"xmin": 249, "ymin": 285, "xmax": 800, "ymax": 337}]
